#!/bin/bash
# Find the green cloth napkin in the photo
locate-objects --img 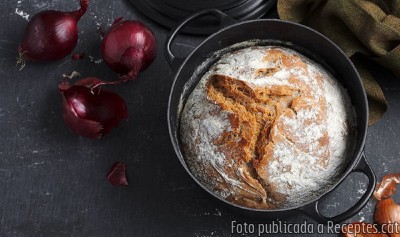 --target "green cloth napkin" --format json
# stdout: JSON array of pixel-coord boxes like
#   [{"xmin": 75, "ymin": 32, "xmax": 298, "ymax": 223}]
[{"xmin": 277, "ymin": 0, "xmax": 400, "ymax": 125}]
